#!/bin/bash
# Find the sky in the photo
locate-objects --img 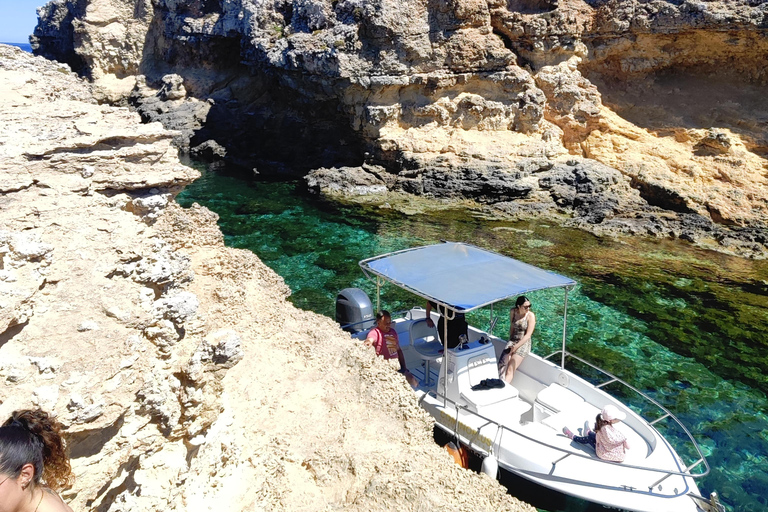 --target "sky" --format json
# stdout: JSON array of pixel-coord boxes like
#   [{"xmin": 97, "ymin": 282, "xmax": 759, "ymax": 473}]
[{"xmin": 0, "ymin": 0, "xmax": 43, "ymax": 44}]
